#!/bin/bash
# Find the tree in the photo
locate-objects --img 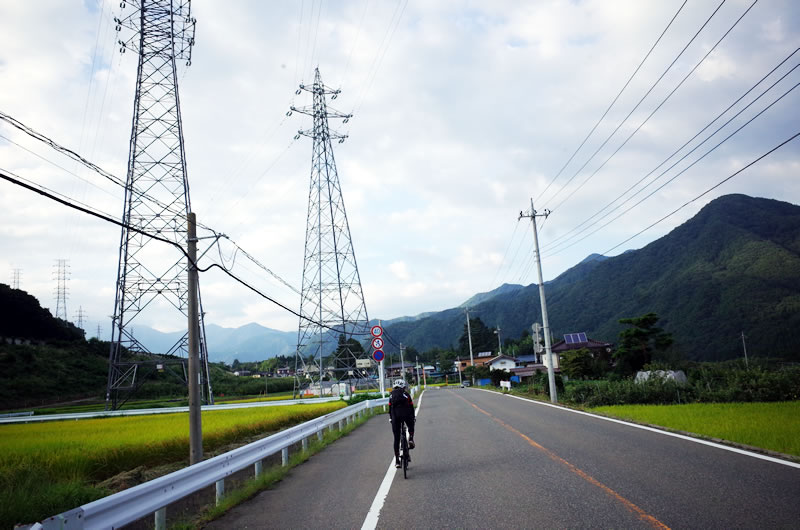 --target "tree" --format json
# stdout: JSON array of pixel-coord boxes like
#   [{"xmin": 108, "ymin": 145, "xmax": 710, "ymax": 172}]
[
  {"xmin": 458, "ymin": 317, "xmax": 496, "ymax": 357},
  {"xmin": 438, "ymin": 349, "xmax": 457, "ymax": 374},
  {"xmin": 614, "ymin": 313, "xmax": 674, "ymax": 376},
  {"xmin": 561, "ymin": 348, "xmax": 593, "ymax": 380}
]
